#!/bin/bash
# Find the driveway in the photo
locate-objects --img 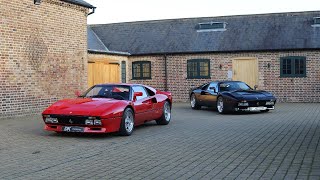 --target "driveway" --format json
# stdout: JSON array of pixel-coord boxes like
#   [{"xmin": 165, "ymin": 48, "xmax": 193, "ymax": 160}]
[{"xmin": 0, "ymin": 103, "xmax": 319, "ymax": 179}]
